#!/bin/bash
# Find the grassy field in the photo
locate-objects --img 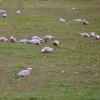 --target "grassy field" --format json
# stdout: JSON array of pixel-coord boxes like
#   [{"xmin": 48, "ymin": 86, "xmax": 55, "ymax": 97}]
[{"xmin": 0, "ymin": 0, "xmax": 100, "ymax": 100}]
